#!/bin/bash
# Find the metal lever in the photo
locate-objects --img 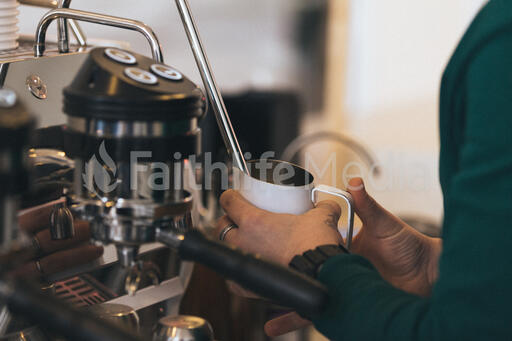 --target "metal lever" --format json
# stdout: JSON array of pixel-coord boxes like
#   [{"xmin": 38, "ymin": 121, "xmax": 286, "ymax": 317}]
[
  {"xmin": 34, "ymin": 8, "xmax": 164, "ymax": 62},
  {"xmin": 49, "ymin": 203, "xmax": 74, "ymax": 240},
  {"xmin": 174, "ymin": 0, "xmax": 249, "ymax": 174}
]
